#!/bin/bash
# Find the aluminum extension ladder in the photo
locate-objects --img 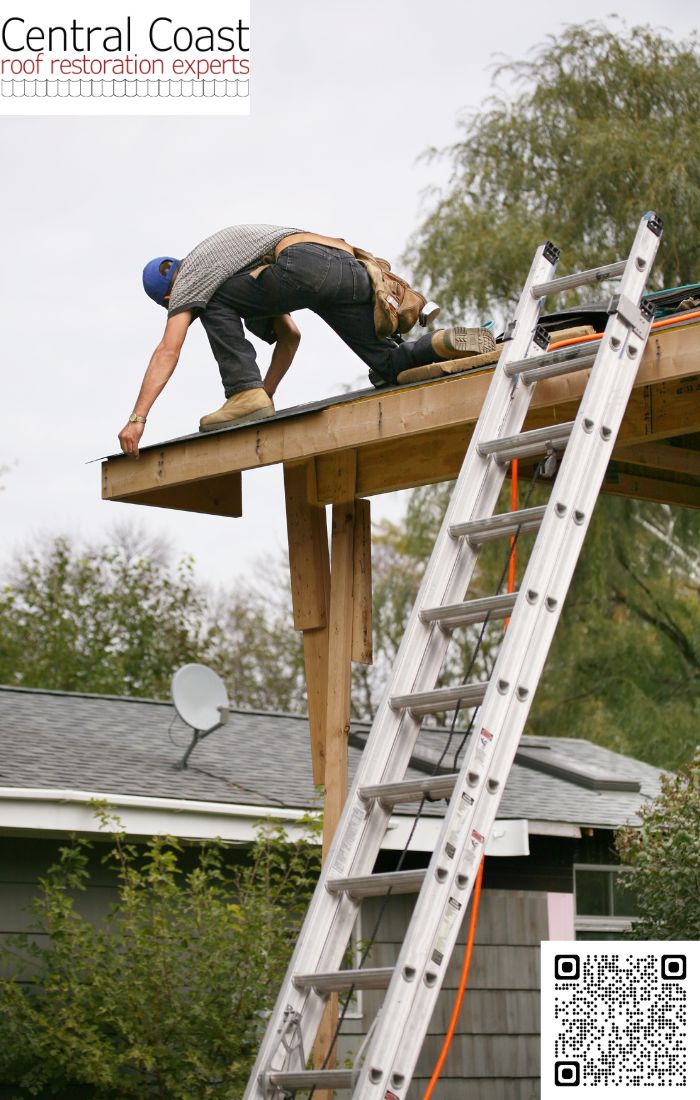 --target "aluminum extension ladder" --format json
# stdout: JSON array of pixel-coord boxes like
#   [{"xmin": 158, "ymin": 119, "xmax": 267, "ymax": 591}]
[{"xmin": 244, "ymin": 211, "xmax": 663, "ymax": 1100}]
